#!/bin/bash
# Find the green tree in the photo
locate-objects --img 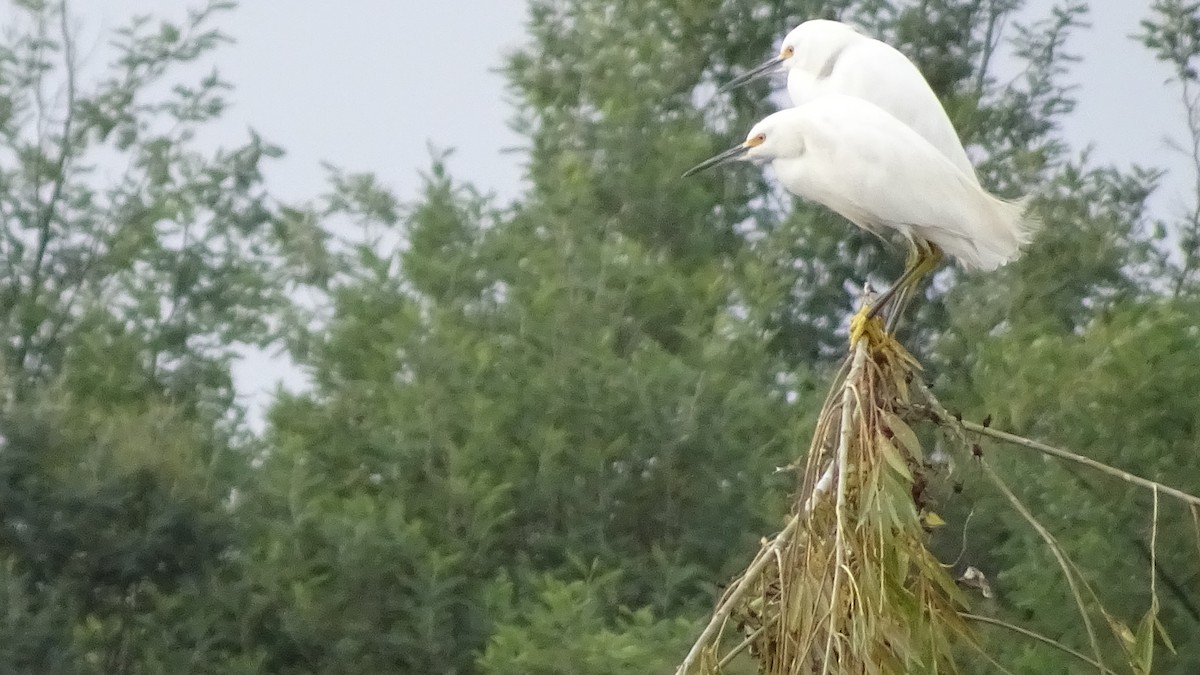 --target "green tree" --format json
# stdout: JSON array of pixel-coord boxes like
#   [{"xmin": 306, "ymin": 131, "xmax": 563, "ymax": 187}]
[
  {"xmin": 0, "ymin": 0, "xmax": 1196, "ymax": 672},
  {"xmin": 0, "ymin": 1, "xmax": 311, "ymax": 672},
  {"xmin": 259, "ymin": 0, "xmax": 1200, "ymax": 671}
]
